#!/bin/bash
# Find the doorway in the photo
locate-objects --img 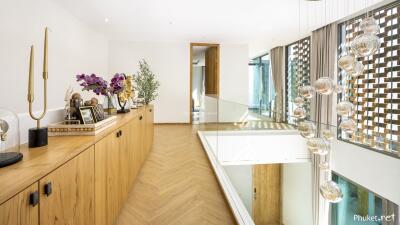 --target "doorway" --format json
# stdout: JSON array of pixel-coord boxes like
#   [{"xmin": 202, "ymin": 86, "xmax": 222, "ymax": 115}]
[
  {"xmin": 190, "ymin": 43, "xmax": 220, "ymax": 124},
  {"xmin": 252, "ymin": 164, "xmax": 281, "ymax": 225}
]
